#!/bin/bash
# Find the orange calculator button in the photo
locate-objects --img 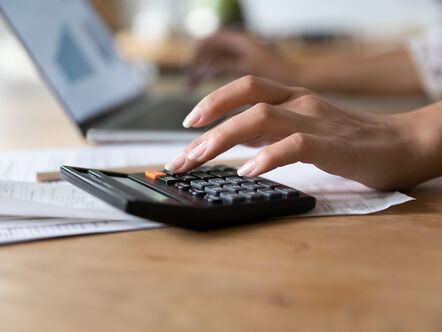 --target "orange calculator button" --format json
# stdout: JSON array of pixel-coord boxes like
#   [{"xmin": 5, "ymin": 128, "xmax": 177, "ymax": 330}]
[{"xmin": 145, "ymin": 170, "xmax": 167, "ymax": 180}]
